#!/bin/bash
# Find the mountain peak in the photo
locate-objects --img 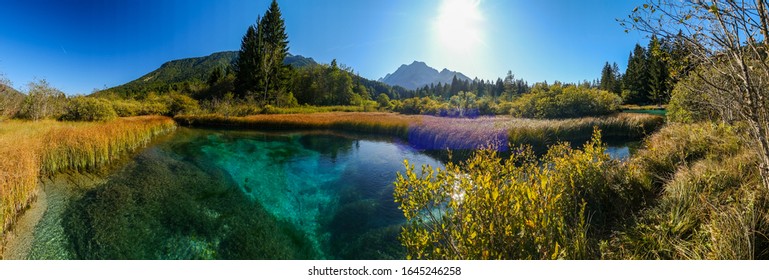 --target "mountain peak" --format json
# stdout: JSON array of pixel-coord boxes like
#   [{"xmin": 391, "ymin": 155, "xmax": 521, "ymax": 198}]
[
  {"xmin": 410, "ymin": 61, "xmax": 428, "ymax": 67},
  {"xmin": 380, "ymin": 62, "xmax": 471, "ymax": 90}
]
